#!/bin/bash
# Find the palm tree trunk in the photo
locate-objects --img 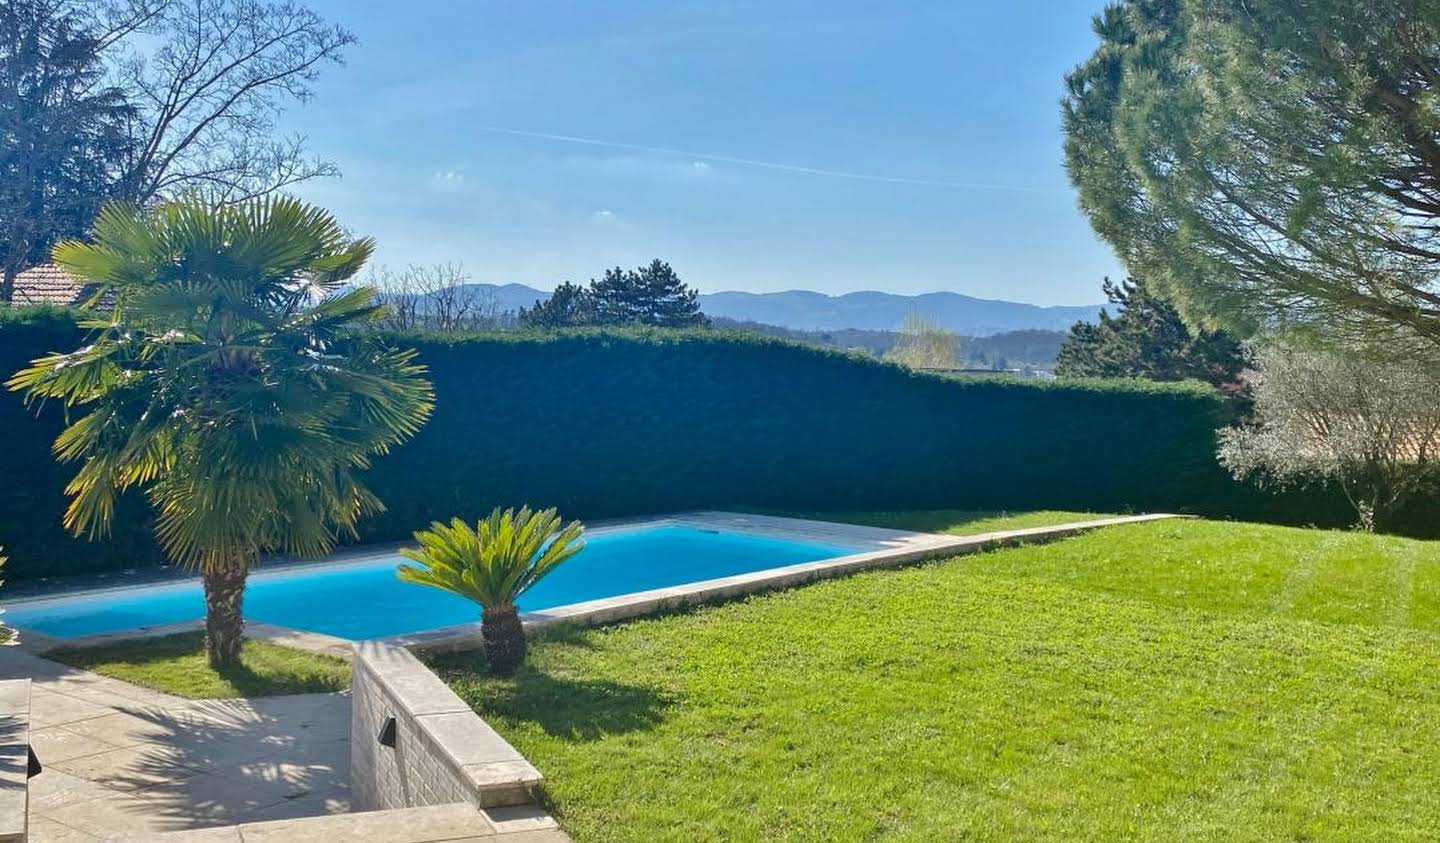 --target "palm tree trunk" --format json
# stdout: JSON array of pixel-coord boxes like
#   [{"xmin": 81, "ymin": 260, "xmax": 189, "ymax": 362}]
[
  {"xmin": 481, "ymin": 604, "xmax": 526, "ymax": 676},
  {"xmin": 203, "ymin": 564, "xmax": 249, "ymax": 668}
]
